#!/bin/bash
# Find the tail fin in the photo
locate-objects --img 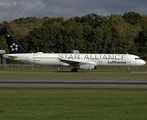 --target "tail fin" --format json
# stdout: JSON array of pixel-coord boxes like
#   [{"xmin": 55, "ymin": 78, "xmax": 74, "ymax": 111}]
[{"xmin": 6, "ymin": 35, "xmax": 26, "ymax": 53}]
